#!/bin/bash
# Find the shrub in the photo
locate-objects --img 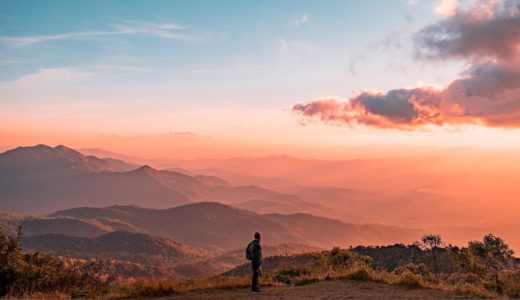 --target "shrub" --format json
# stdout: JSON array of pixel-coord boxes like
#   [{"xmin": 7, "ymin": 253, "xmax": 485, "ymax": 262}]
[
  {"xmin": 122, "ymin": 280, "xmax": 177, "ymax": 298},
  {"xmin": 272, "ymin": 266, "xmax": 312, "ymax": 285},
  {"xmin": 0, "ymin": 228, "xmax": 111, "ymax": 298},
  {"xmin": 394, "ymin": 263, "xmax": 430, "ymax": 277},
  {"xmin": 444, "ymin": 272, "xmax": 481, "ymax": 286},
  {"xmin": 276, "ymin": 266, "xmax": 312, "ymax": 277},
  {"xmin": 453, "ymin": 283, "xmax": 497, "ymax": 298},
  {"xmin": 500, "ymin": 271, "xmax": 520, "ymax": 298},
  {"xmin": 397, "ymin": 271, "xmax": 424, "ymax": 289},
  {"xmin": 346, "ymin": 265, "xmax": 373, "ymax": 281},
  {"xmin": 329, "ymin": 247, "xmax": 372, "ymax": 269}
]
